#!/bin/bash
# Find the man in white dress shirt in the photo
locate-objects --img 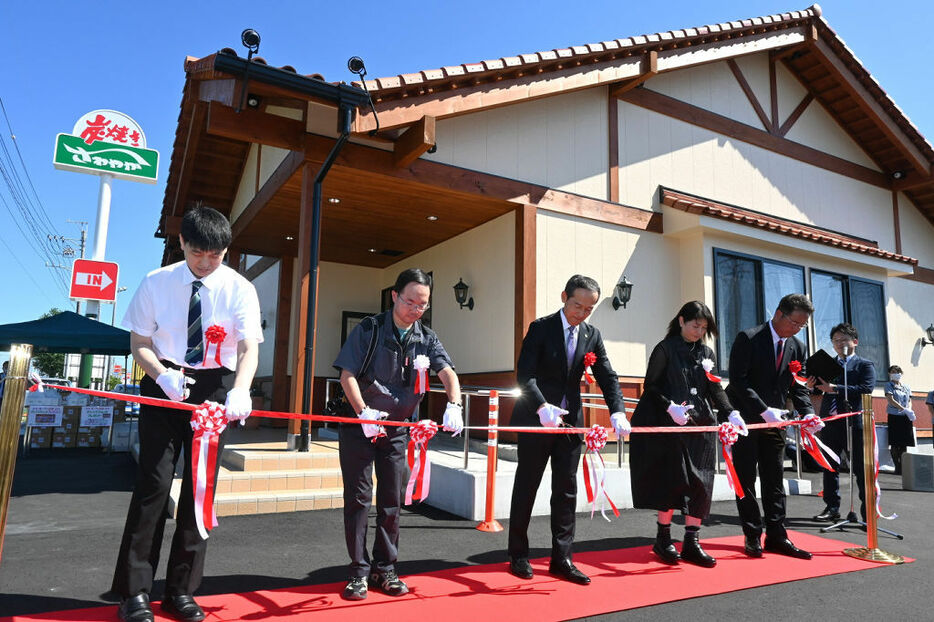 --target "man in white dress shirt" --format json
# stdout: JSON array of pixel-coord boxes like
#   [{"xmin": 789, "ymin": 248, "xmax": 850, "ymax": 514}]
[{"xmin": 111, "ymin": 206, "xmax": 262, "ymax": 622}]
